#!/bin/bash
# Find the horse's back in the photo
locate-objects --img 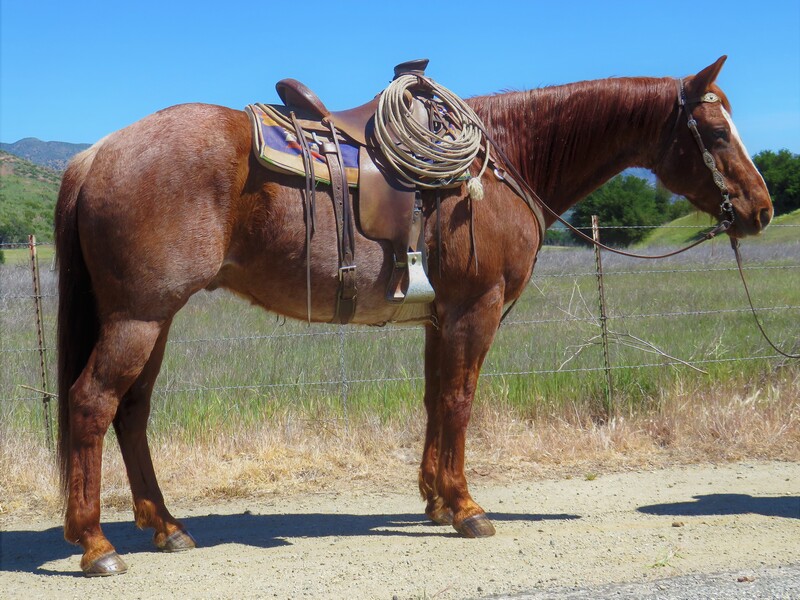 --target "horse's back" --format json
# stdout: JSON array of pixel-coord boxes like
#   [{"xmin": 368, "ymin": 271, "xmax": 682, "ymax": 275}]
[{"xmin": 73, "ymin": 103, "xmax": 253, "ymax": 319}]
